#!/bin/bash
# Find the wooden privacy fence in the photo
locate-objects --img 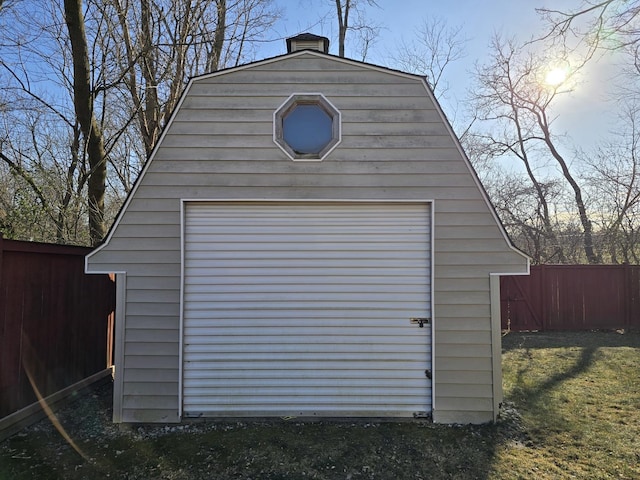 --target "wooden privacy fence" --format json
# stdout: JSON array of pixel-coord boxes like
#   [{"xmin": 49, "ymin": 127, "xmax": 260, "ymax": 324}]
[
  {"xmin": 0, "ymin": 235, "xmax": 115, "ymax": 420},
  {"xmin": 501, "ymin": 264, "xmax": 640, "ymax": 331}
]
